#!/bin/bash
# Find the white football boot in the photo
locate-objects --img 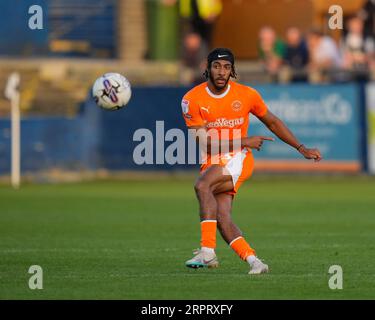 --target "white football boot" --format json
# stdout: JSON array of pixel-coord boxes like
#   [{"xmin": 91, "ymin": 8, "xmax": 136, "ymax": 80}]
[
  {"xmin": 248, "ymin": 257, "xmax": 269, "ymax": 275},
  {"xmin": 185, "ymin": 249, "xmax": 219, "ymax": 269}
]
